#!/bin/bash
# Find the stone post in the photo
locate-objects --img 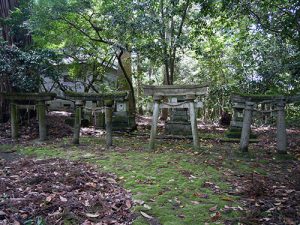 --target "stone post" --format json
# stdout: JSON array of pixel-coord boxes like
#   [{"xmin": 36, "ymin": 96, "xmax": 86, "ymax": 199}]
[
  {"xmin": 240, "ymin": 102, "xmax": 254, "ymax": 152},
  {"xmin": 10, "ymin": 102, "xmax": 18, "ymax": 140},
  {"xmin": 276, "ymin": 101, "xmax": 287, "ymax": 154},
  {"xmin": 187, "ymin": 95, "xmax": 199, "ymax": 149},
  {"xmin": 37, "ymin": 100, "xmax": 47, "ymax": 141},
  {"xmin": 72, "ymin": 100, "xmax": 83, "ymax": 144},
  {"xmin": 149, "ymin": 96, "xmax": 161, "ymax": 150},
  {"xmin": 95, "ymin": 100, "xmax": 105, "ymax": 128},
  {"xmin": 232, "ymin": 107, "xmax": 238, "ymax": 125},
  {"xmin": 105, "ymin": 100, "xmax": 114, "ymax": 147}
]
